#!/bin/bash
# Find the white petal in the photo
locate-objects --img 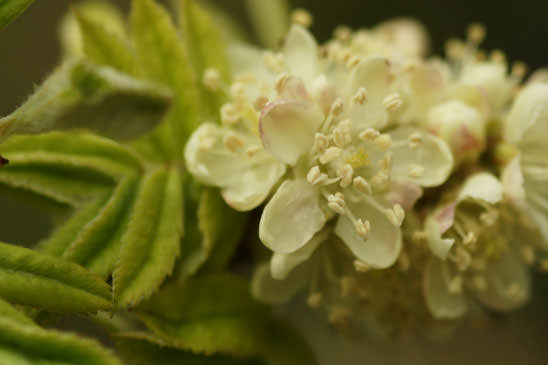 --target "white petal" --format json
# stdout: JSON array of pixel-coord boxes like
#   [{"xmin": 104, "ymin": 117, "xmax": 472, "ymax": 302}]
[
  {"xmin": 335, "ymin": 197, "xmax": 401, "ymax": 268},
  {"xmin": 222, "ymin": 162, "xmax": 286, "ymax": 211},
  {"xmin": 474, "ymin": 250, "xmax": 530, "ymax": 312},
  {"xmin": 389, "ymin": 127, "xmax": 453, "ymax": 187},
  {"xmin": 460, "ymin": 62, "xmax": 512, "ymax": 115},
  {"xmin": 425, "ymin": 204, "xmax": 456, "ymax": 260},
  {"xmin": 345, "ymin": 56, "xmax": 390, "ymax": 131},
  {"xmin": 457, "ymin": 172, "xmax": 504, "ymax": 204},
  {"xmin": 270, "ymin": 228, "xmax": 329, "ymax": 280},
  {"xmin": 423, "ymin": 257, "xmax": 467, "ymax": 319},
  {"xmin": 283, "ymin": 25, "xmax": 318, "ymax": 84},
  {"xmin": 373, "ymin": 18, "xmax": 429, "ymax": 59},
  {"xmin": 260, "ymin": 100, "xmax": 324, "ymax": 165},
  {"xmin": 259, "ymin": 178, "xmax": 326, "ymax": 254},
  {"xmin": 383, "ymin": 179, "xmax": 423, "ymax": 210},
  {"xmin": 502, "ymin": 157, "xmax": 527, "ymax": 208},
  {"xmin": 184, "ymin": 123, "xmax": 254, "ymax": 187},
  {"xmin": 506, "ymin": 82, "xmax": 548, "ymax": 145},
  {"xmin": 251, "ymin": 262, "xmax": 310, "ymax": 305}
]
